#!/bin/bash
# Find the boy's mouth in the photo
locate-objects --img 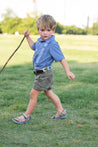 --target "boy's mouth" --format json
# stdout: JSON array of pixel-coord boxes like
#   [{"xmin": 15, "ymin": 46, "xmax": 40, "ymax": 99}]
[
  {"xmin": 43, "ymin": 36, "xmax": 48, "ymax": 39},
  {"xmin": 44, "ymin": 36, "xmax": 48, "ymax": 38}
]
